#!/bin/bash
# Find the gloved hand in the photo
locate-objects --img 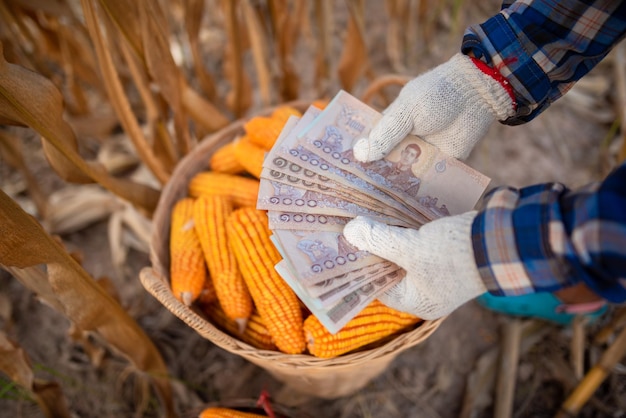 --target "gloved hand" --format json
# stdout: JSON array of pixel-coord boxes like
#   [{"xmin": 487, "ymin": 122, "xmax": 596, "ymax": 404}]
[
  {"xmin": 343, "ymin": 212, "xmax": 486, "ymax": 319},
  {"xmin": 353, "ymin": 53, "xmax": 515, "ymax": 161}
]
